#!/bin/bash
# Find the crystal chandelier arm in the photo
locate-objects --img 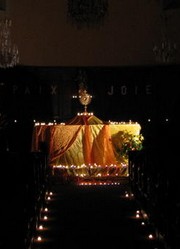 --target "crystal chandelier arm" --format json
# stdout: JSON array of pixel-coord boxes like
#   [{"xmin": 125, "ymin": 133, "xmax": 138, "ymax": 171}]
[{"xmin": 0, "ymin": 18, "xmax": 19, "ymax": 68}]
